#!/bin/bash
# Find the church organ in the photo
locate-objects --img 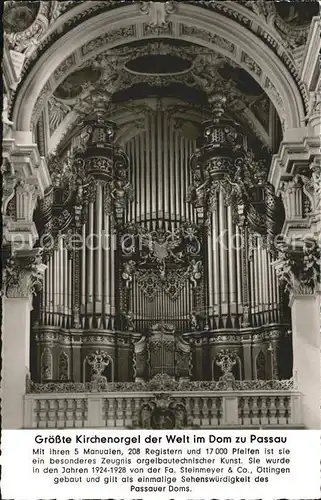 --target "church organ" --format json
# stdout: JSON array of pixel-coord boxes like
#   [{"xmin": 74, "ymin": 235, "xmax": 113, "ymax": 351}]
[{"xmin": 32, "ymin": 101, "xmax": 291, "ymax": 384}]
